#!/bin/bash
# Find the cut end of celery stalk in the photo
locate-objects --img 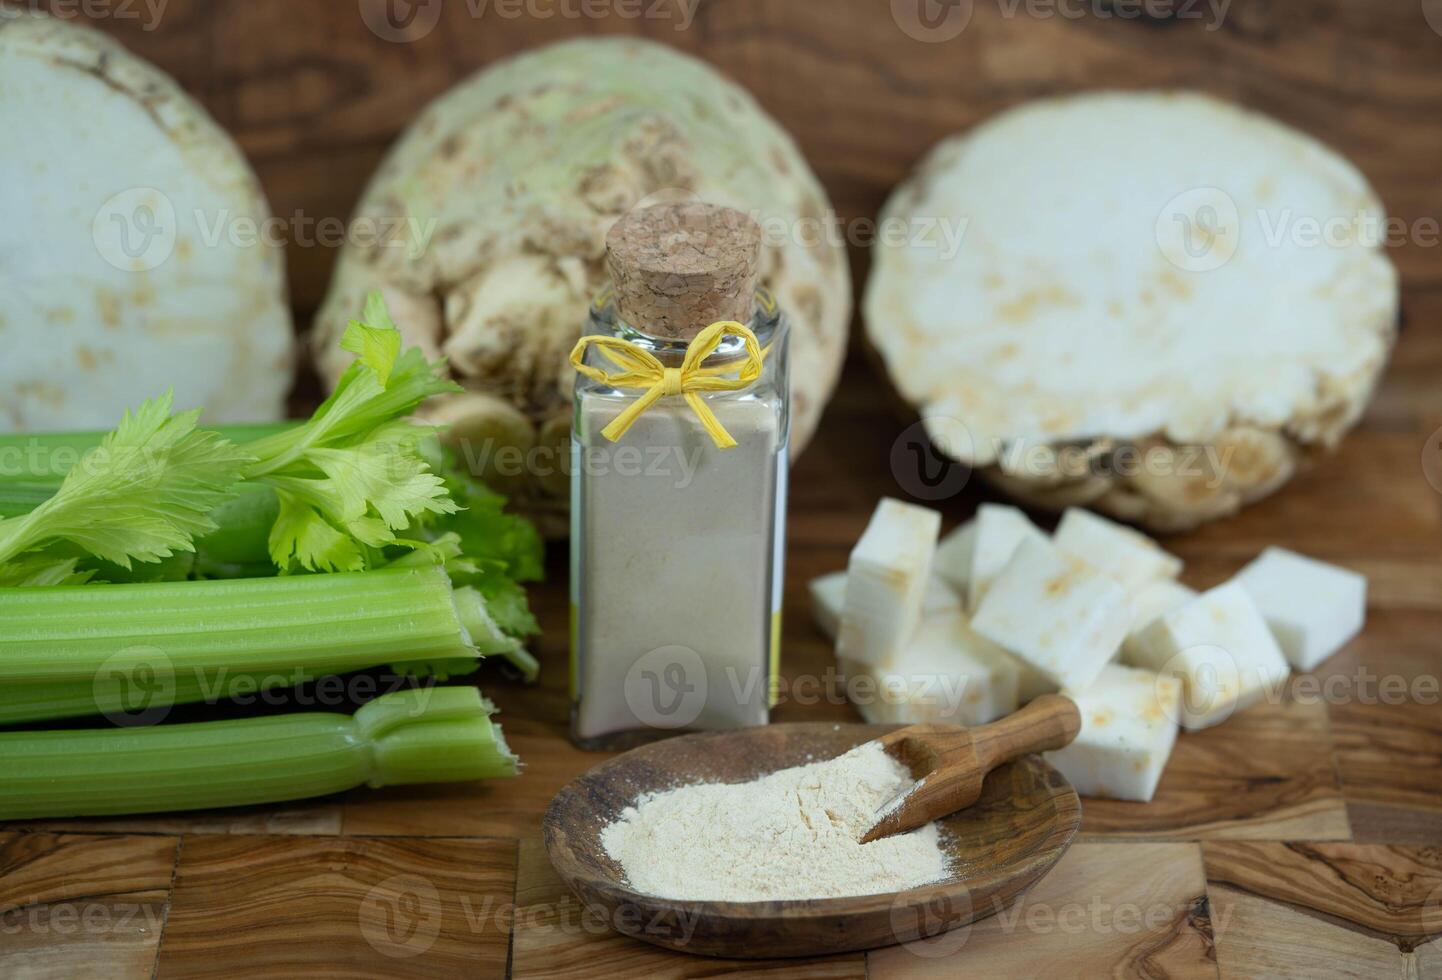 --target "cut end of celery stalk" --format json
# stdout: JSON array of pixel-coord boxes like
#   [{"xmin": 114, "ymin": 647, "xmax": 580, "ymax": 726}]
[
  {"xmin": 451, "ymin": 586, "xmax": 540, "ymax": 682},
  {"xmin": 357, "ymin": 687, "xmax": 519, "ymax": 787}
]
